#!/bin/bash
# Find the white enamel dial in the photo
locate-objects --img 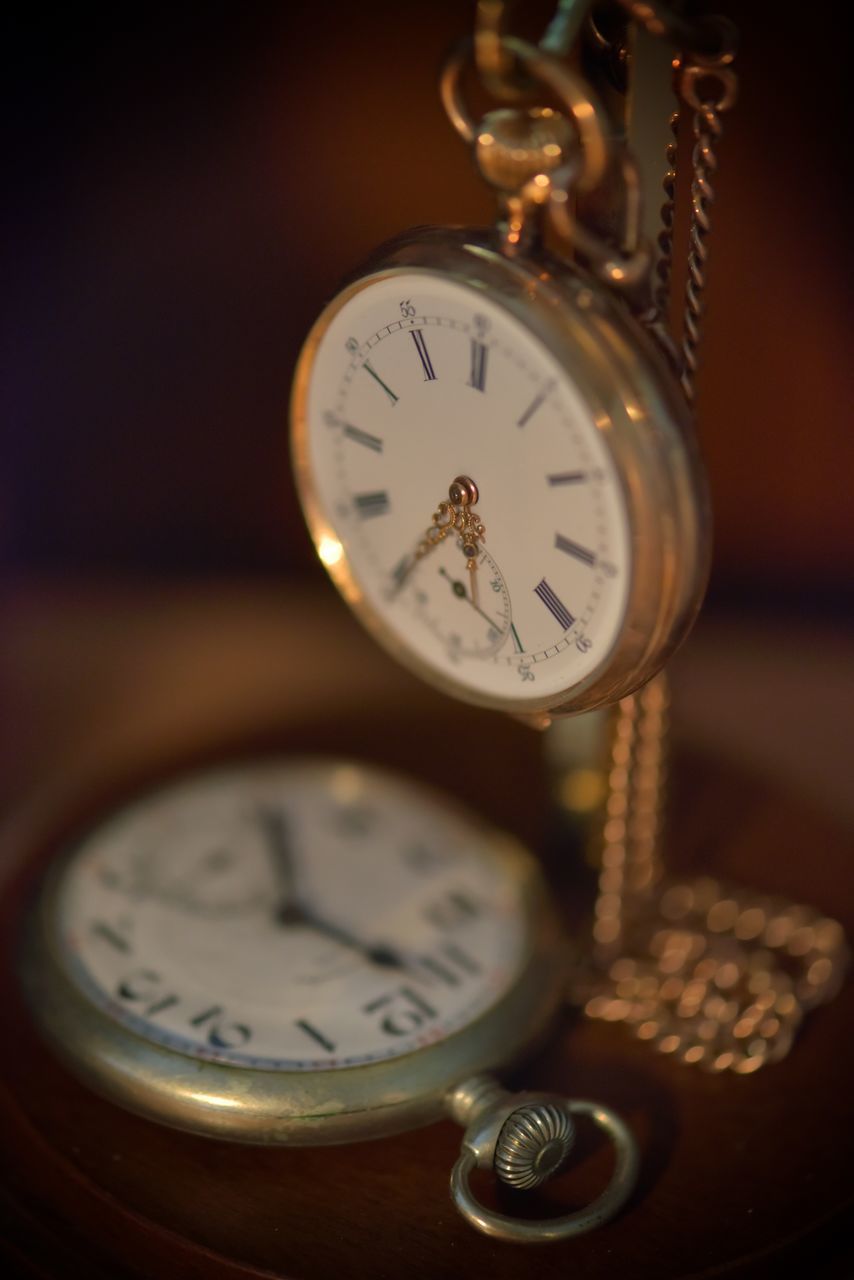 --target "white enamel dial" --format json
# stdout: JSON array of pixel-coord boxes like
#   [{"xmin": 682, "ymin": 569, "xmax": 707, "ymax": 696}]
[
  {"xmin": 301, "ymin": 271, "xmax": 631, "ymax": 704},
  {"xmin": 52, "ymin": 761, "xmax": 530, "ymax": 1072}
]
